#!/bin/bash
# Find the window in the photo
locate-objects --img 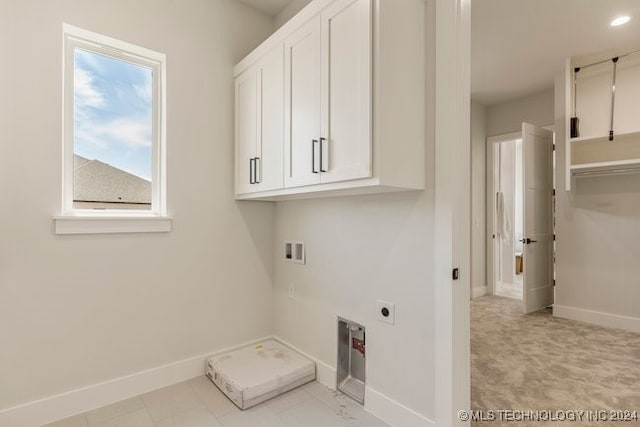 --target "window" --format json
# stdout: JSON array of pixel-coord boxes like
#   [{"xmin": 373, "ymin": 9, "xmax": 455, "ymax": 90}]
[{"xmin": 57, "ymin": 24, "xmax": 169, "ymax": 234}]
